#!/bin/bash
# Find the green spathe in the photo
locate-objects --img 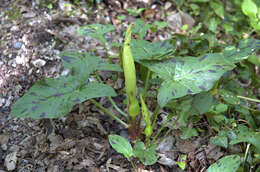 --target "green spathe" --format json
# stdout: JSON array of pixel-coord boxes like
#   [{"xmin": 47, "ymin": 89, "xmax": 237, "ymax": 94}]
[{"xmin": 123, "ymin": 24, "xmax": 140, "ymax": 118}]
